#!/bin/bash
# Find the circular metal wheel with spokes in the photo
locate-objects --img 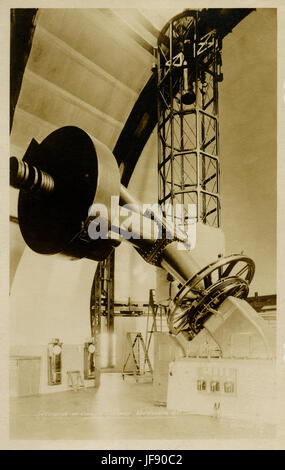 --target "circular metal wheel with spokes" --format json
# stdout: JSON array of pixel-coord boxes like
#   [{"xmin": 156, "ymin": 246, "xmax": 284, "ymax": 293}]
[{"xmin": 167, "ymin": 254, "xmax": 255, "ymax": 338}]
